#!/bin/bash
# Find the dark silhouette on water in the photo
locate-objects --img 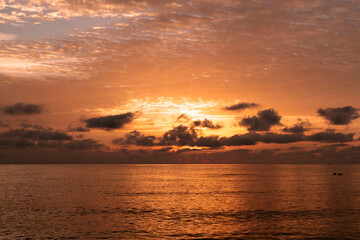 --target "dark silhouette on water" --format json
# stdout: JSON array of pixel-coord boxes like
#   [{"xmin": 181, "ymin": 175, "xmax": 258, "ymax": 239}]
[{"xmin": 333, "ymin": 172, "xmax": 343, "ymax": 176}]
